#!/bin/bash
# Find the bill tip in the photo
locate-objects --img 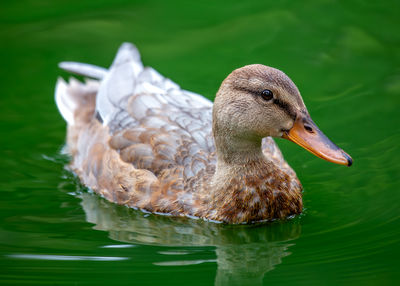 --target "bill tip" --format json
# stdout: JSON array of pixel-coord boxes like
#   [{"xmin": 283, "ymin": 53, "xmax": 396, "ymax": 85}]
[{"xmin": 345, "ymin": 154, "xmax": 353, "ymax": 167}]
